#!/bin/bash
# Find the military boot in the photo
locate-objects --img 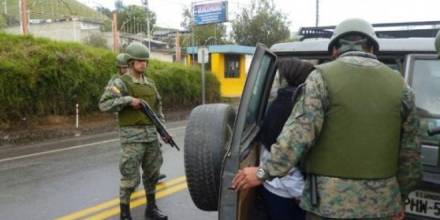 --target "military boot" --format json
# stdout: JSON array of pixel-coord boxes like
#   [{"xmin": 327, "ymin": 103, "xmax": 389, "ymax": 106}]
[
  {"xmin": 145, "ymin": 194, "xmax": 168, "ymax": 220},
  {"xmin": 158, "ymin": 174, "xmax": 167, "ymax": 182},
  {"xmin": 120, "ymin": 203, "xmax": 132, "ymax": 220}
]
